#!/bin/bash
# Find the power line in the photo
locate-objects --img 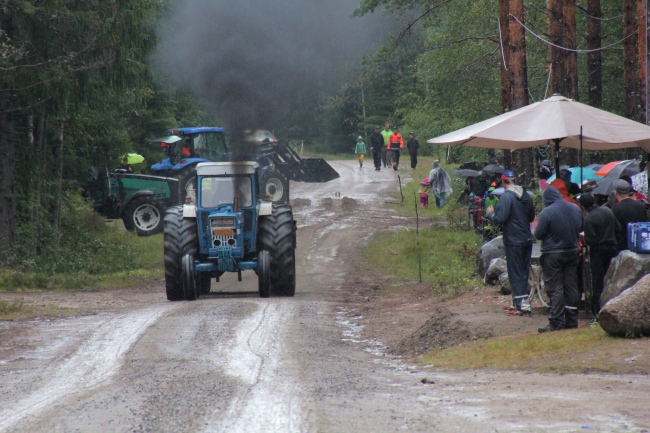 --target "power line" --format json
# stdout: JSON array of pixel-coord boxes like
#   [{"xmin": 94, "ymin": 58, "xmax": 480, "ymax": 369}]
[{"xmin": 509, "ymin": 14, "xmax": 638, "ymax": 53}]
